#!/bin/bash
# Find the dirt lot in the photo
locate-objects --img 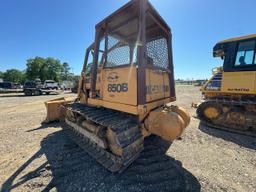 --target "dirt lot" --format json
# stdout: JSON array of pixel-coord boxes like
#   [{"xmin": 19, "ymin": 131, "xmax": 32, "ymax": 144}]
[{"xmin": 0, "ymin": 86, "xmax": 255, "ymax": 192}]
